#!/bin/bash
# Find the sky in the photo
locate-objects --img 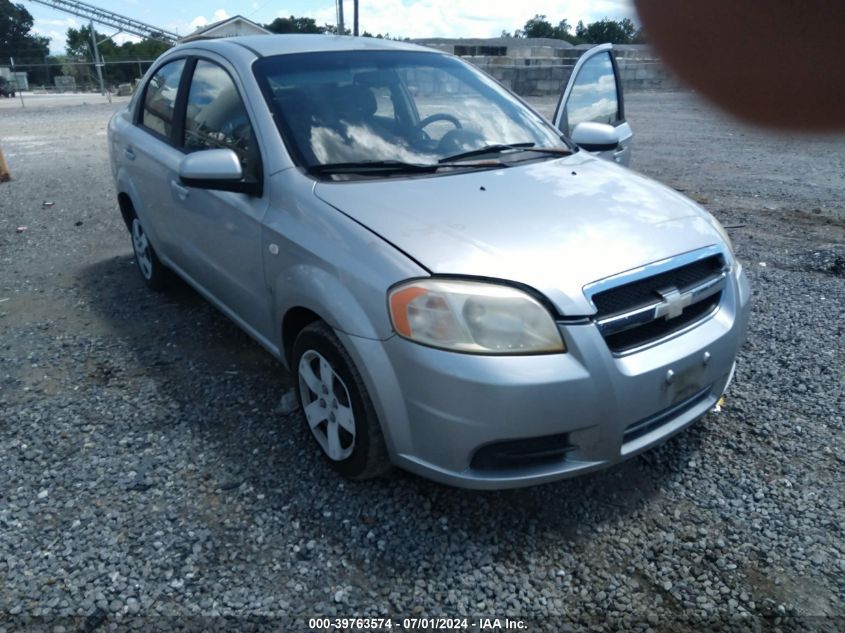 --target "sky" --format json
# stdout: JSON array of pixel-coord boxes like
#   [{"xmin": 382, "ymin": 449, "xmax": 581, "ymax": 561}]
[{"xmin": 26, "ymin": 0, "xmax": 636, "ymax": 55}]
